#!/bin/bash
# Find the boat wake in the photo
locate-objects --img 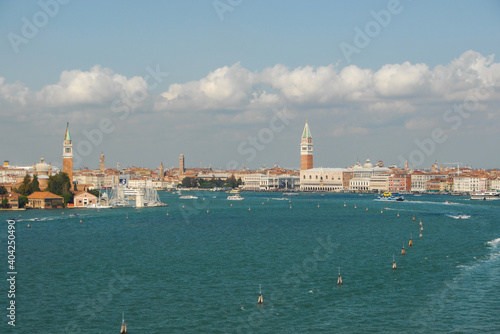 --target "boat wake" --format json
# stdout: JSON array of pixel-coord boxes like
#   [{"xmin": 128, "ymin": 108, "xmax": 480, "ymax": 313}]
[{"xmin": 446, "ymin": 214, "xmax": 471, "ymax": 219}]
